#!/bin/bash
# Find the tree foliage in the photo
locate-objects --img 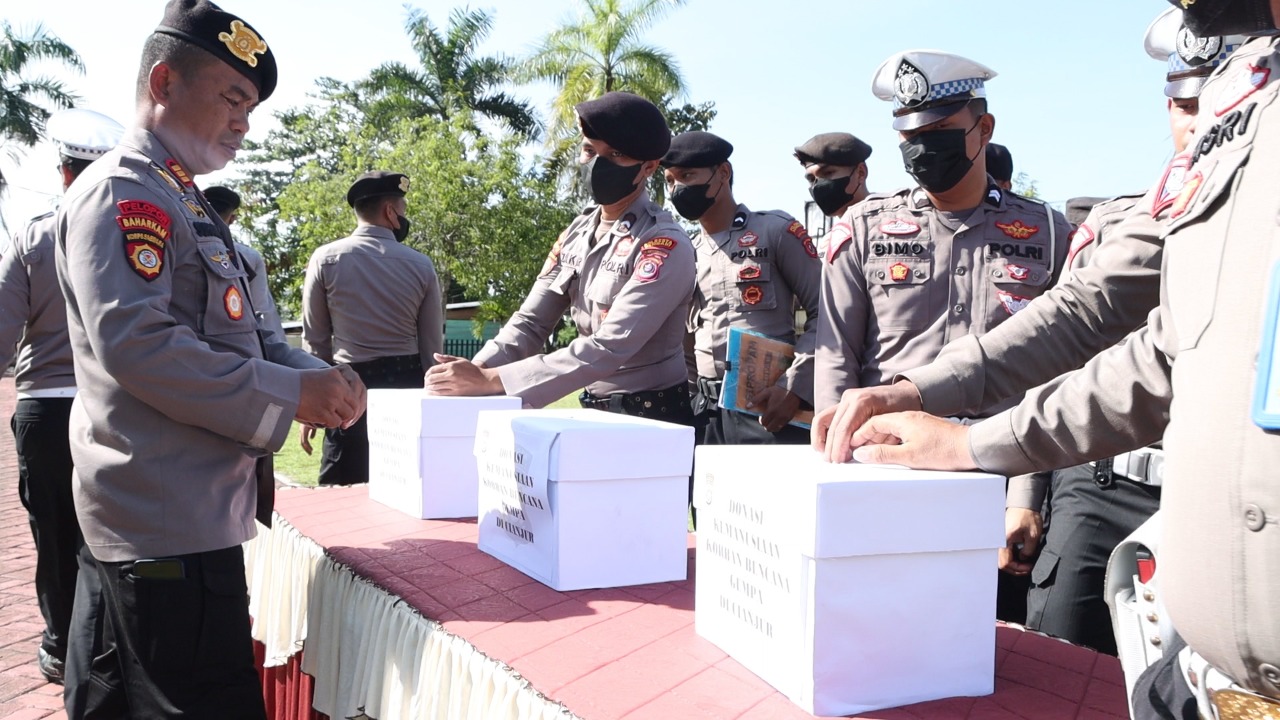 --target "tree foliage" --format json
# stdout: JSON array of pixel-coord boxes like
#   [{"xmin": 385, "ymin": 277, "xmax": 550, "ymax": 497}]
[{"xmin": 0, "ymin": 21, "xmax": 82, "ymax": 149}]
